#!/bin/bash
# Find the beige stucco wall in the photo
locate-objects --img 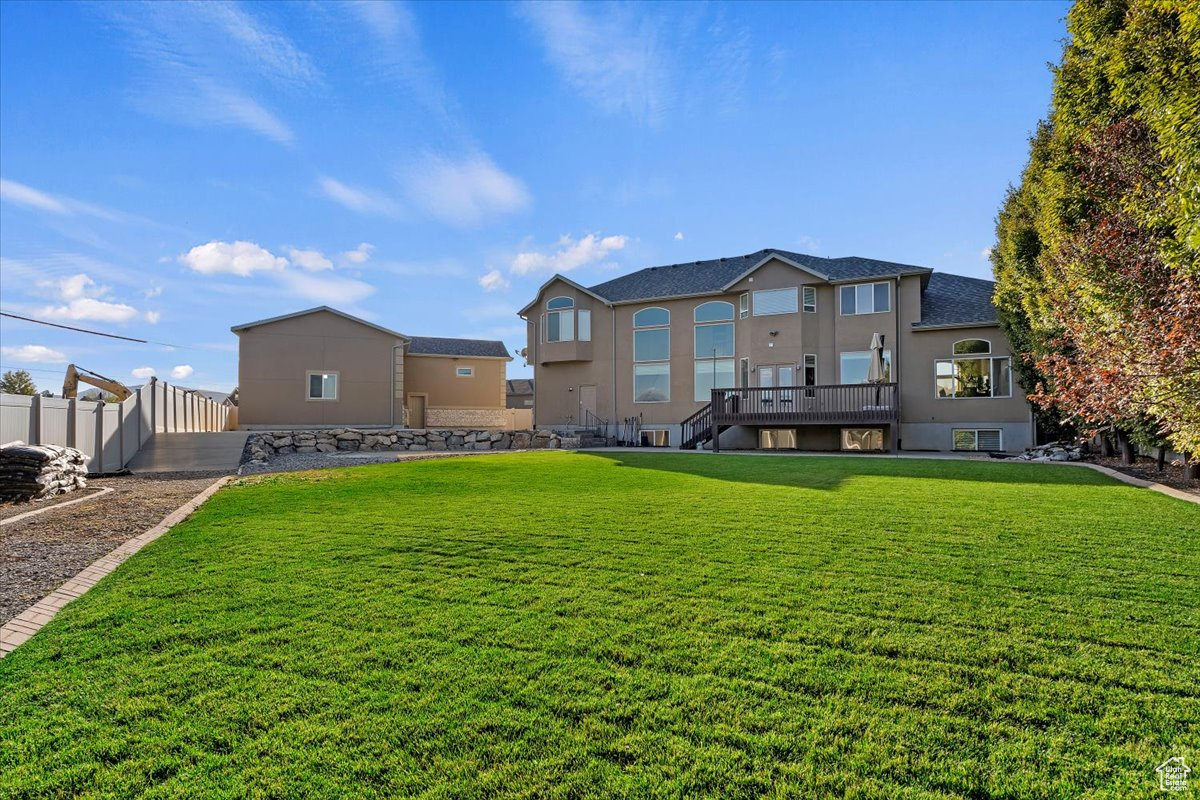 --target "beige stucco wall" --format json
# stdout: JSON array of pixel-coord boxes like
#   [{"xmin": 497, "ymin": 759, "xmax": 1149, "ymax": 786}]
[
  {"xmin": 524, "ymin": 261, "xmax": 1033, "ymax": 450},
  {"xmin": 237, "ymin": 310, "xmax": 403, "ymax": 427},
  {"xmin": 404, "ymin": 355, "xmax": 506, "ymax": 409}
]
